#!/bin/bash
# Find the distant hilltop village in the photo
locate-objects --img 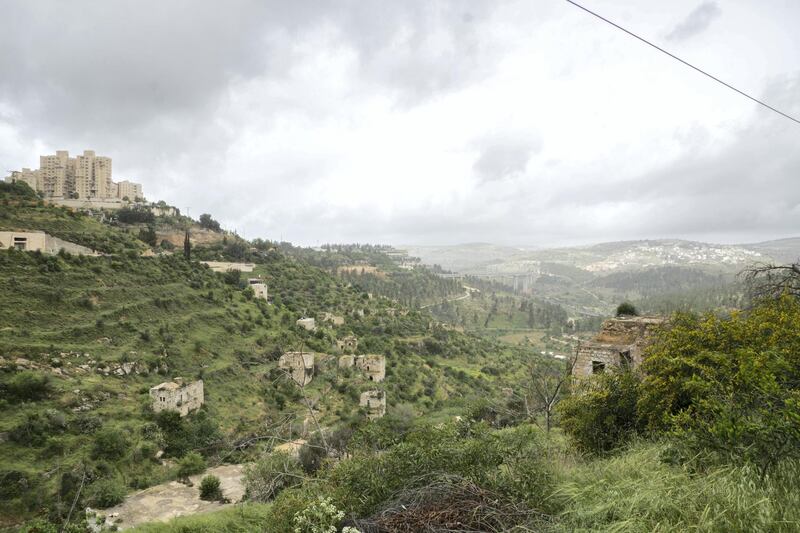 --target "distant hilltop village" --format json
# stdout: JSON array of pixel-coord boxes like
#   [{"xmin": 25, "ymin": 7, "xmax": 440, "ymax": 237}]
[{"xmin": 5, "ymin": 149, "xmax": 144, "ymax": 202}]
